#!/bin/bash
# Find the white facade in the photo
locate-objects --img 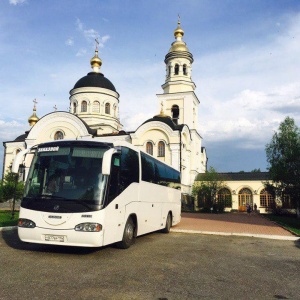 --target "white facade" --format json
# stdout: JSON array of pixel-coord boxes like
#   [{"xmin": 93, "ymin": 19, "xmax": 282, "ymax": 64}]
[{"xmin": 3, "ymin": 21, "xmax": 207, "ymax": 194}]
